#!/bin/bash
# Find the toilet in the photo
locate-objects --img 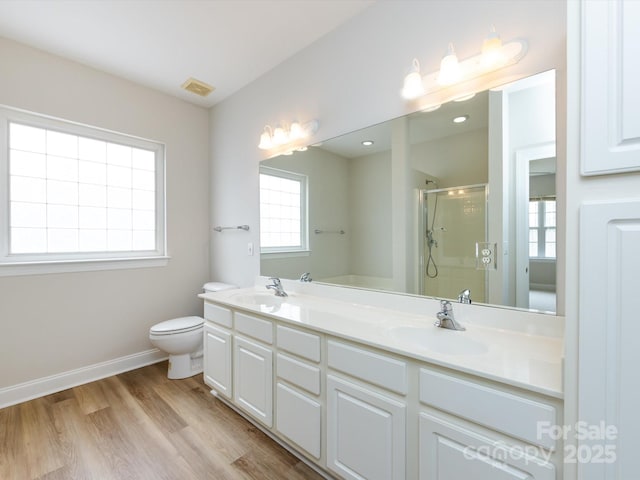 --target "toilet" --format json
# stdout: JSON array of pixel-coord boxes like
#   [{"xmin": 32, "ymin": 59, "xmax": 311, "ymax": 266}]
[{"xmin": 149, "ymin": 282, "xmax": 236, "ymax": 379}]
